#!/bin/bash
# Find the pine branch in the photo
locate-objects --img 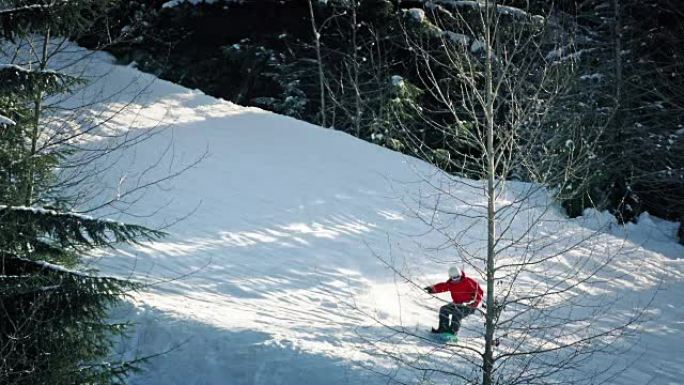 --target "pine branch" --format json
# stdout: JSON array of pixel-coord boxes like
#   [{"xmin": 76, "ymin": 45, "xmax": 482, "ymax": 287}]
[
  {"xmin": 0, "ymin": 1, "xmax": 71, "ymax": 16},
  {"xmin": 0, "ymin": 205, "xmax": 166, "ymax": 253},
  {"xmin": 0, "ymin": 64, "xmax": 81, "ymax": 96}
]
